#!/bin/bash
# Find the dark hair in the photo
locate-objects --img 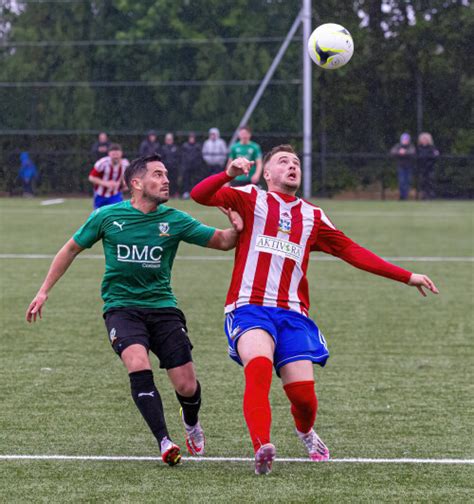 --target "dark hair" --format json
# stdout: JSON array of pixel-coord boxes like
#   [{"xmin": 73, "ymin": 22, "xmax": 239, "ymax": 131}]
[
  {"xmin": 125, "ymin": 153, "xmax": 162, "ymax": 190},
  {"xmin": 239, "ymin": 125, "xmax": 252, "ymax": 133},
  {"xmin": 108, "ymin": 143, "xmax": 122, "ymax": 152},
  {"xmin": 262, "ymin": 144, "xmax": 297, "ymax": 166}
]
